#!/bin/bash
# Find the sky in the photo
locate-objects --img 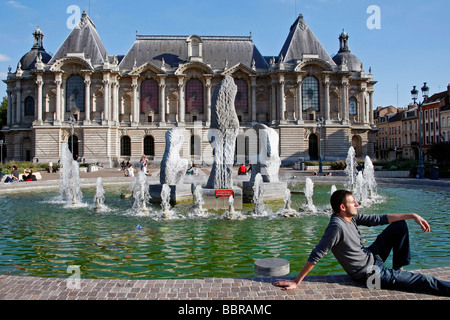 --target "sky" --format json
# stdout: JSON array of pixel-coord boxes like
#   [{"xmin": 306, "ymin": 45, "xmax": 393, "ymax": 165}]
[{"xmin": 0, "ymin": 0, "xmax": 449, "ymax": 109}]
